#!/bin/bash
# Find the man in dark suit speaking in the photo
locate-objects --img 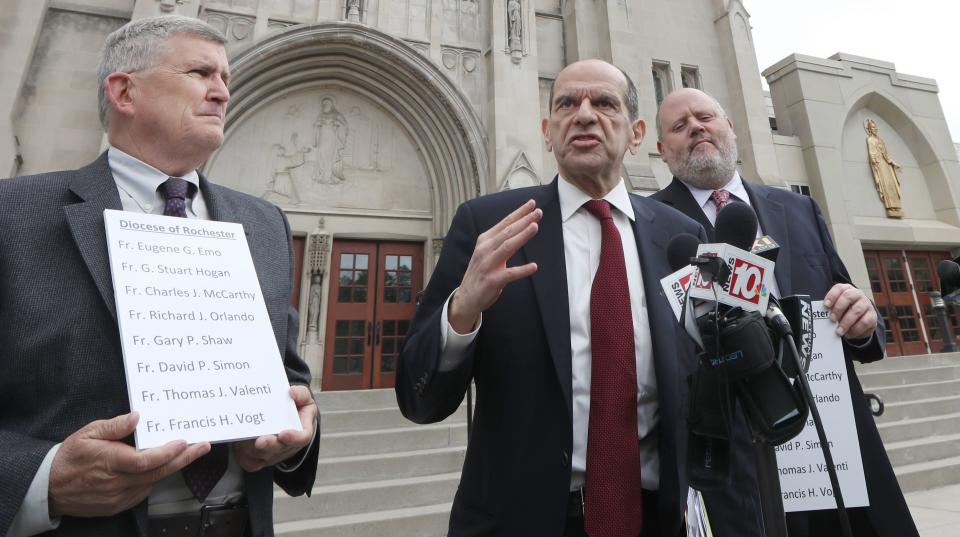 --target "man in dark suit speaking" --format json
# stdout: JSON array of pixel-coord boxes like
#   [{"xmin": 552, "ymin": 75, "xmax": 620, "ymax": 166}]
[
  {"xmin": 0, "ymin": 15, "xmax": 319, "ymax": 537},
  {"xmin": 651, "ymin": 87, "xmax": 918, "ymax": 537},
  {"xmin": 396, "ymin": 59, "xmax": 714, "ymax": 536}
]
